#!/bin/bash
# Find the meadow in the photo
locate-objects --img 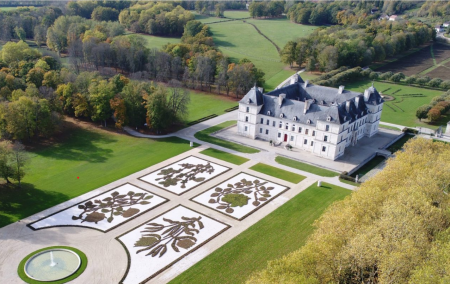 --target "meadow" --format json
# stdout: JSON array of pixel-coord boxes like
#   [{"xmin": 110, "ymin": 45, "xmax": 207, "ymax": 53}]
[
  {"xmin": 345, "ymin": 79, "xmax": 444, "ymax": 128},
  {"xmin": 170, "ymin": 182, "xmax": 351, "ymax": 284},
  {"xmin": 0, "ymin": 123, "xmax": 193, "ymax": 228},
  {"xmin": 186, "ymin": 90, "xmax": 237, "ymax": 123}
]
